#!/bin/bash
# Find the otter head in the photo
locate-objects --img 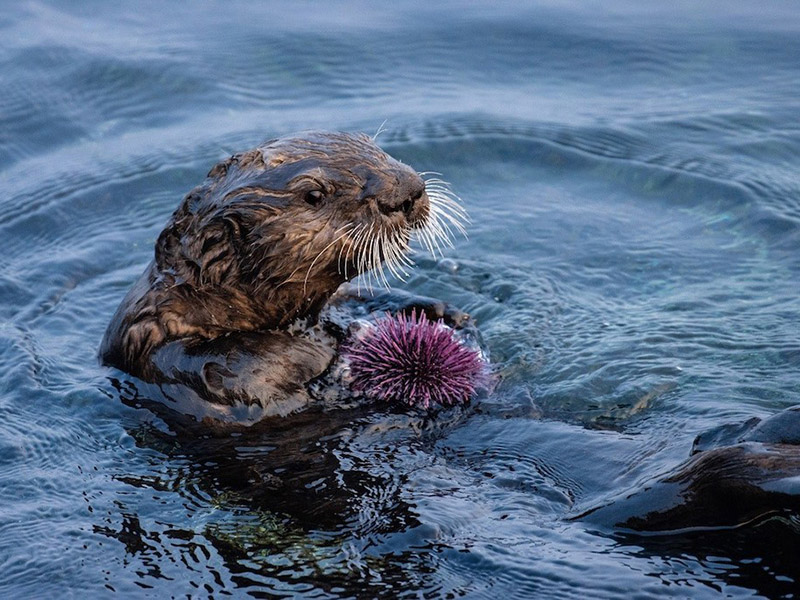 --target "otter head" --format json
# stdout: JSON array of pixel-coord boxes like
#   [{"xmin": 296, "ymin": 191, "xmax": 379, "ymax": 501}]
[{"xmin": 153, "ymin": 131, "xmax": 465, "ymax": 331}]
